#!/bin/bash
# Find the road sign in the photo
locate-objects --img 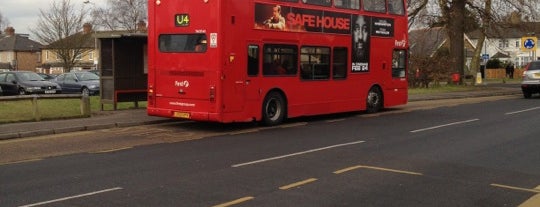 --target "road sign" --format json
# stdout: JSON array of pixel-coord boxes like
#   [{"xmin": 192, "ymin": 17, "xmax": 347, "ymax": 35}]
[
  {"xmin": 481, "ymin": 54, "xmax": 489, "ymax": 60},
  {"xmin": 521, "ymin": 36, "xmax": 537, "ymax": 51}
]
